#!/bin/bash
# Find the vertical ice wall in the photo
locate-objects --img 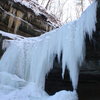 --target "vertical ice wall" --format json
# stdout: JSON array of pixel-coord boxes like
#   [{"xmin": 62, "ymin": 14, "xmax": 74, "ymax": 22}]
[{"xmin": 0, "ymin": 0, "xmax": 97, "ymax": 91}]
